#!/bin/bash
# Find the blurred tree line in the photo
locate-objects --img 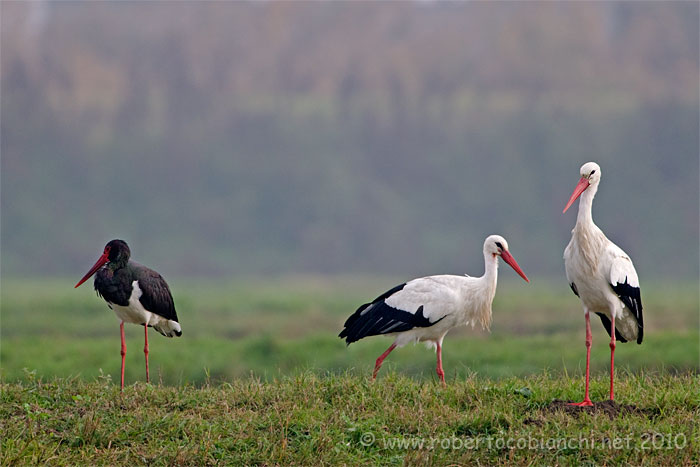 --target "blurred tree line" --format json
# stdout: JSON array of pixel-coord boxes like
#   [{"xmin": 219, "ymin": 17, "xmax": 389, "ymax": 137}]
[{"xmin": 1, "ymin": 1, "xmax": 698, "ymax": 279}]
